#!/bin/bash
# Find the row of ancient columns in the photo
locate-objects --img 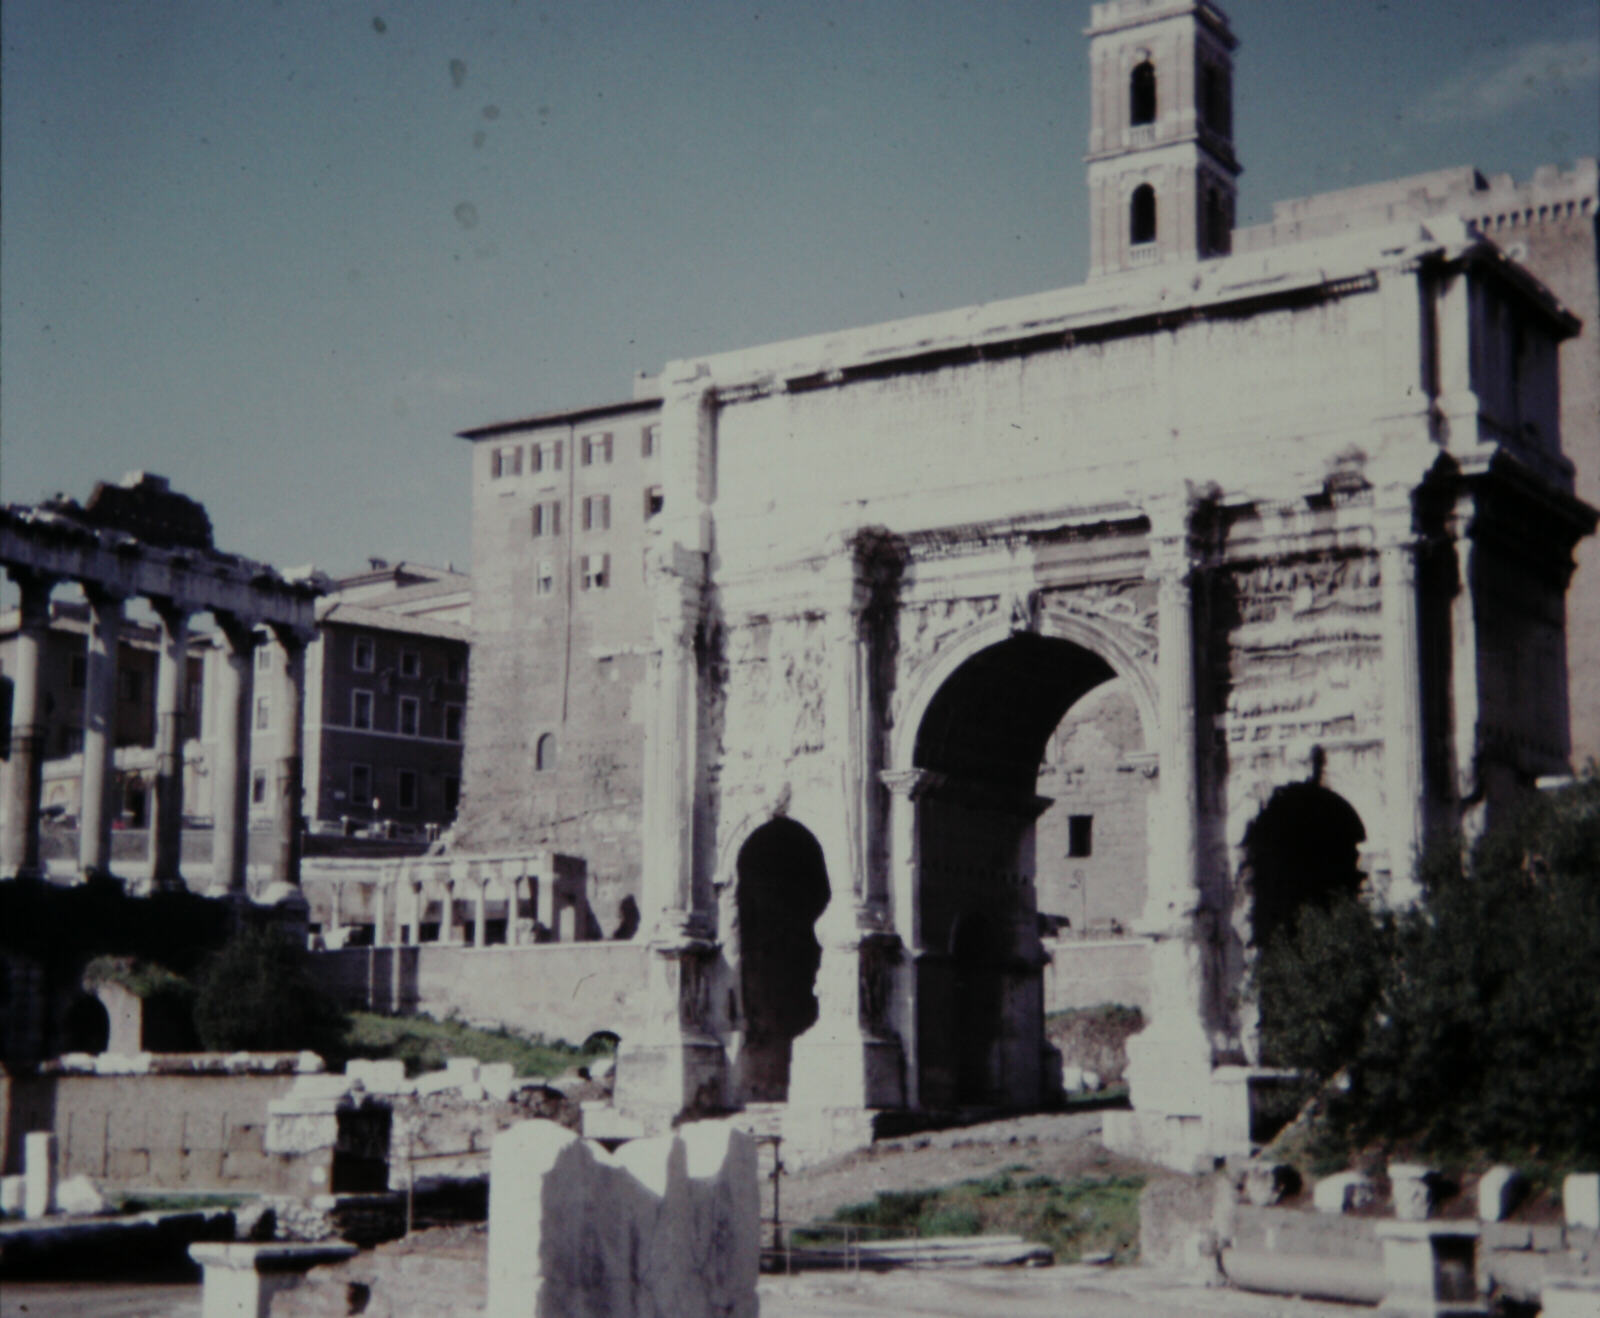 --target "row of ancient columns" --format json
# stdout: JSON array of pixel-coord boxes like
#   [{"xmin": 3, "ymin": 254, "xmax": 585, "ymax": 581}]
[{"xmin": 1, "ymin": 567, "xmax": 309, "ymax": 894}]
